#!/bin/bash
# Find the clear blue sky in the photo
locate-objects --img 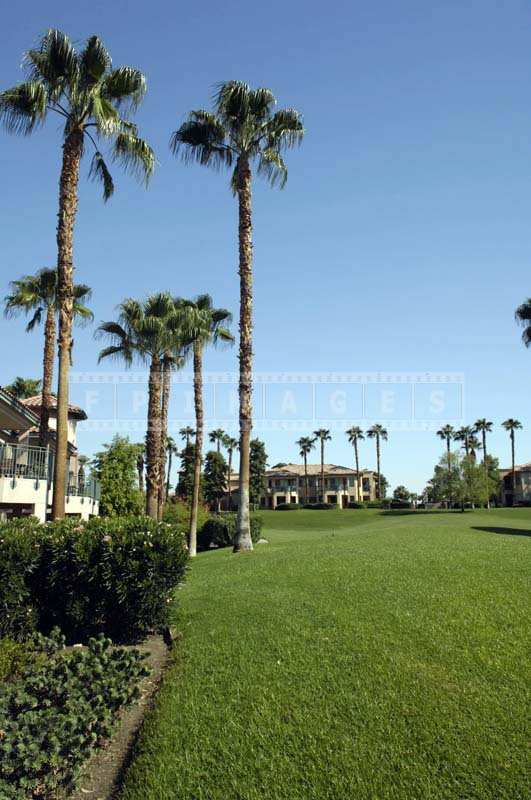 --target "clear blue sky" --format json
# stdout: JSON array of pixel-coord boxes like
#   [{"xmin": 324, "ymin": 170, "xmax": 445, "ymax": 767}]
[{"xmin": 1, "ymin": 0, "xmax": 529, "ymax": 493}]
